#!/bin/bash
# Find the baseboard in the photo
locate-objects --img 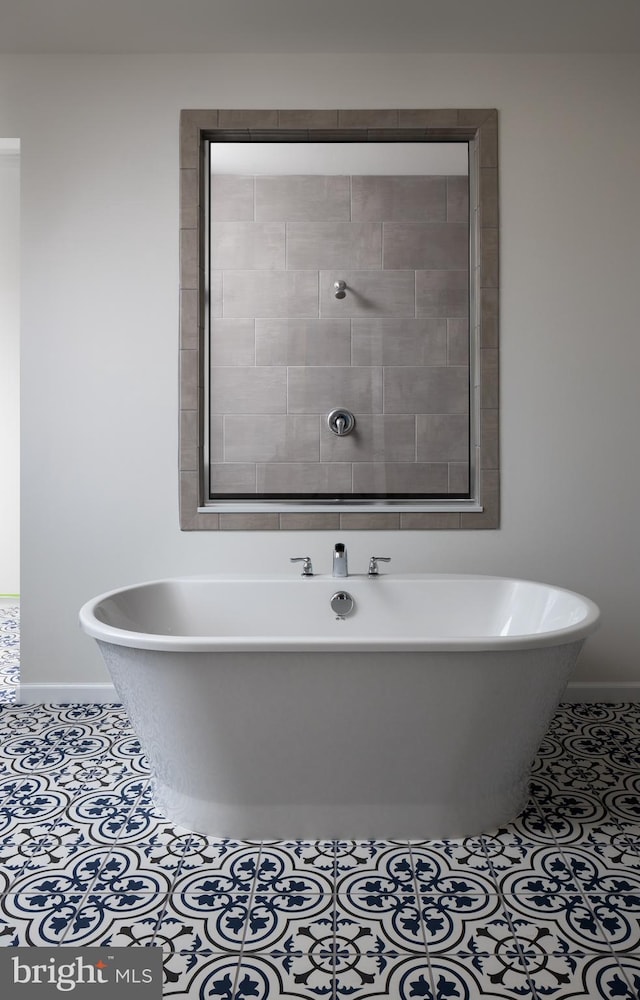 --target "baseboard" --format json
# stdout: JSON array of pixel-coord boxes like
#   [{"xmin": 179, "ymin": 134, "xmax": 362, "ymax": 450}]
[
  {"xmin": 564, "ymin": 681, "xmax": 640, "ymax": 703},
  {"xmin": 17, "ymin": 683, "xmax": 119, "ymax": 705},
  {"xmin": 15, "ymin": 681, "xmax": 640, "ymax": 706}
]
